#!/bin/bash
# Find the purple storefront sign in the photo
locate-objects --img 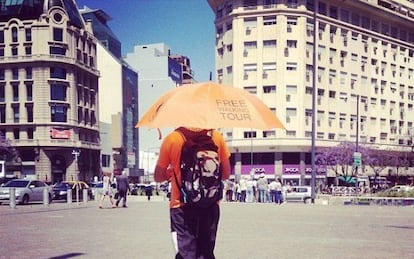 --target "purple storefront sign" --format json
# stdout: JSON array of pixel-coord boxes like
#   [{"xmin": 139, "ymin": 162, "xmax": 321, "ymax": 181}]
[
  {"xmin": 240, "ymin": 164, "xmax": 275, "ymax": 175},
  {"xmin": 283, "ymin": 164, "xmax": 326, "ymax": 175}
]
